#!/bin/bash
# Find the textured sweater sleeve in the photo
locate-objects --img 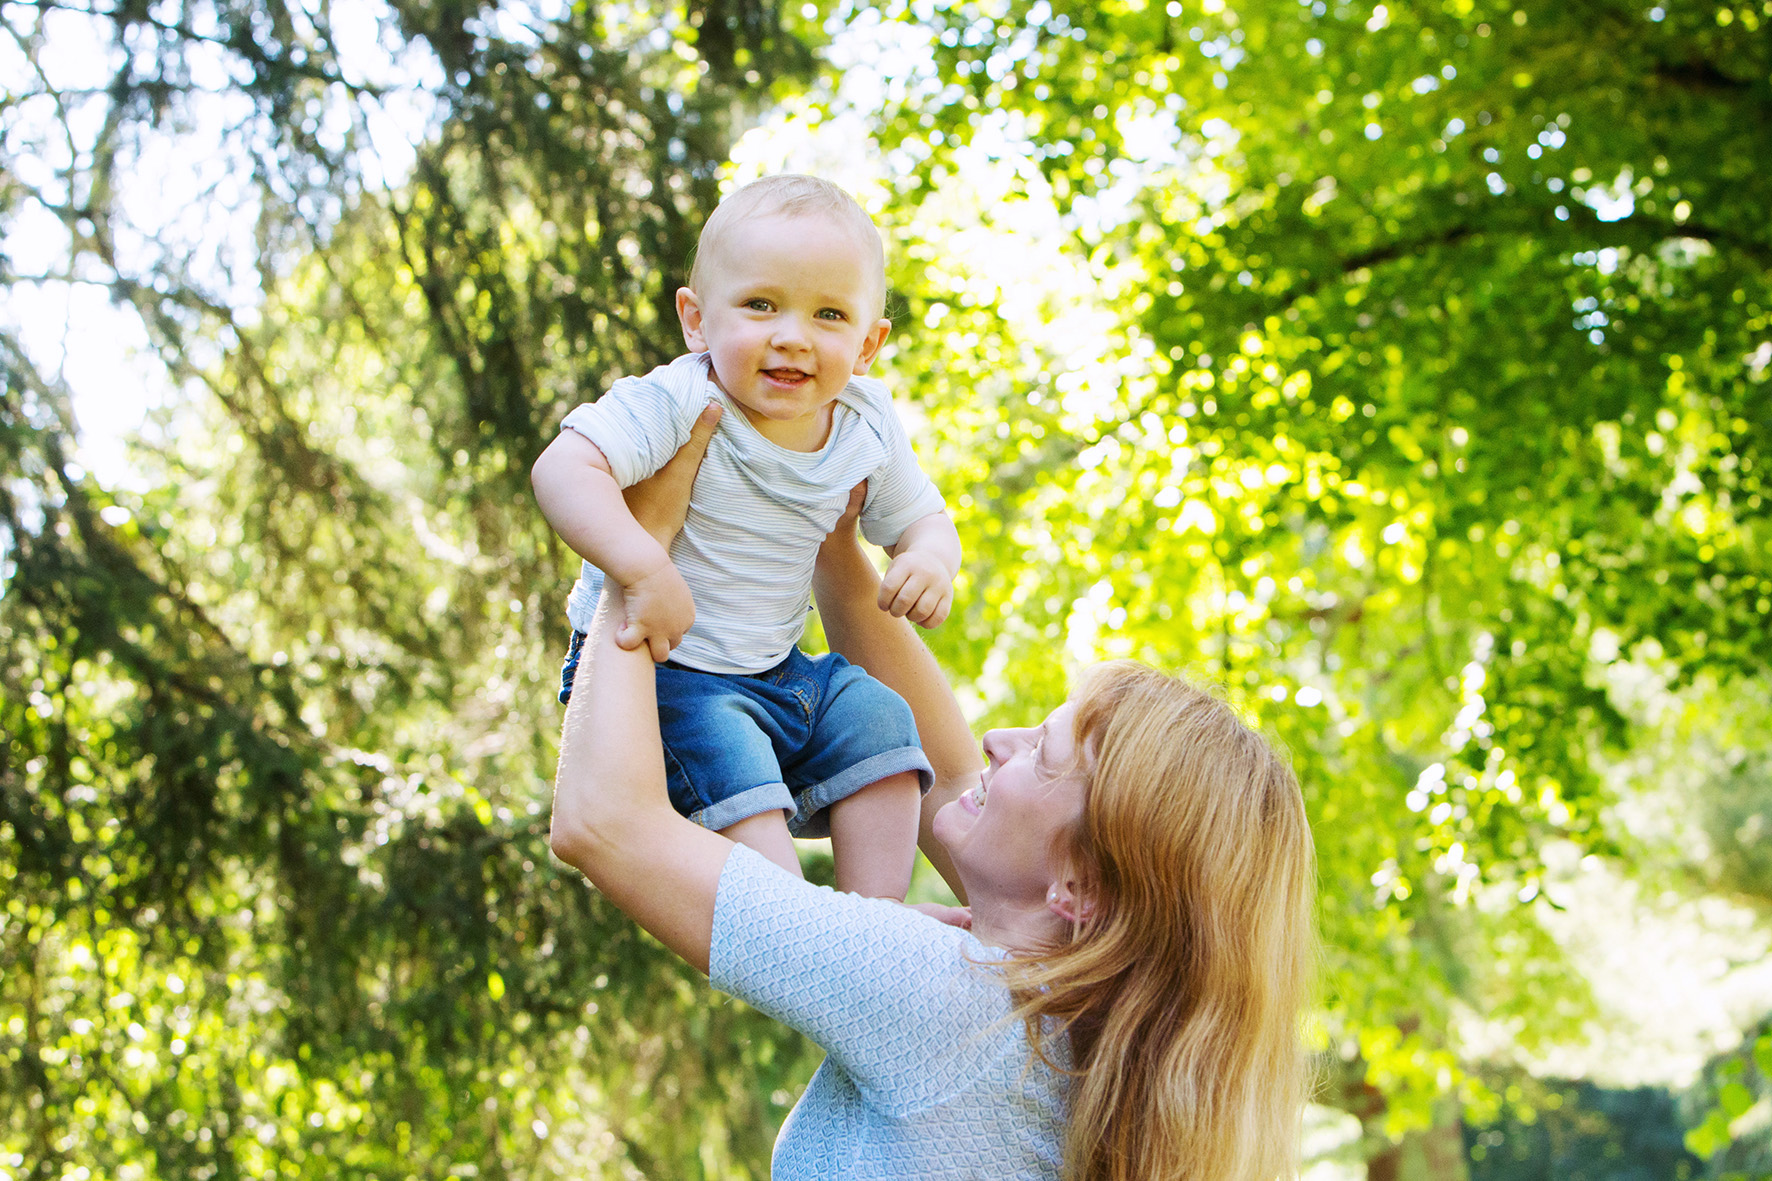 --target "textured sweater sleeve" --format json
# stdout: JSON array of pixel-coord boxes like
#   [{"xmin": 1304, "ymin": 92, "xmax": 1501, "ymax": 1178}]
[{"xmin": 709, "ymin": 845, "xmax": 1016, "ymax": 1114}]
